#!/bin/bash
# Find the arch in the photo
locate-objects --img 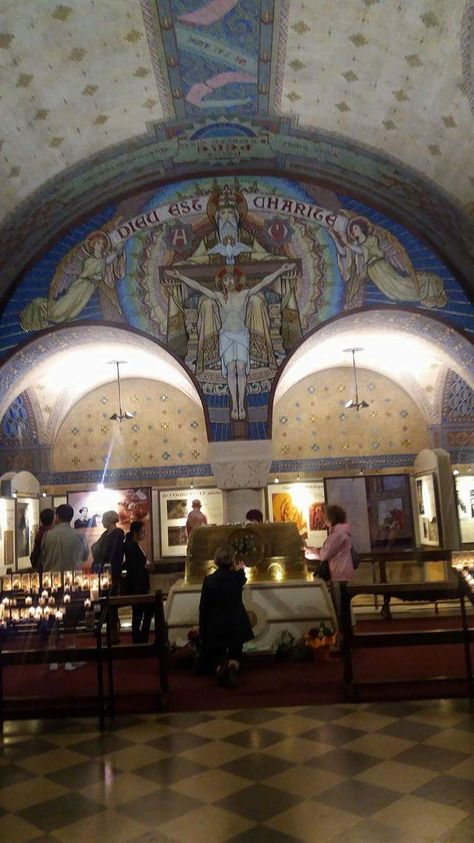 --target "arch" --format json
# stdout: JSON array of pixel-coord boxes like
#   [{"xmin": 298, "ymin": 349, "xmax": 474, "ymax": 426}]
[
  {"xmin": 270, "ymin": 307, "xmax": 474, "ymax": 430},
  {"xmin": 0, "ymin": 321, "xmax": 212, "ymax": 442},
  {"xmin": 0, "ymin": 121, "xmax": 473, "ymax": 313}
]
